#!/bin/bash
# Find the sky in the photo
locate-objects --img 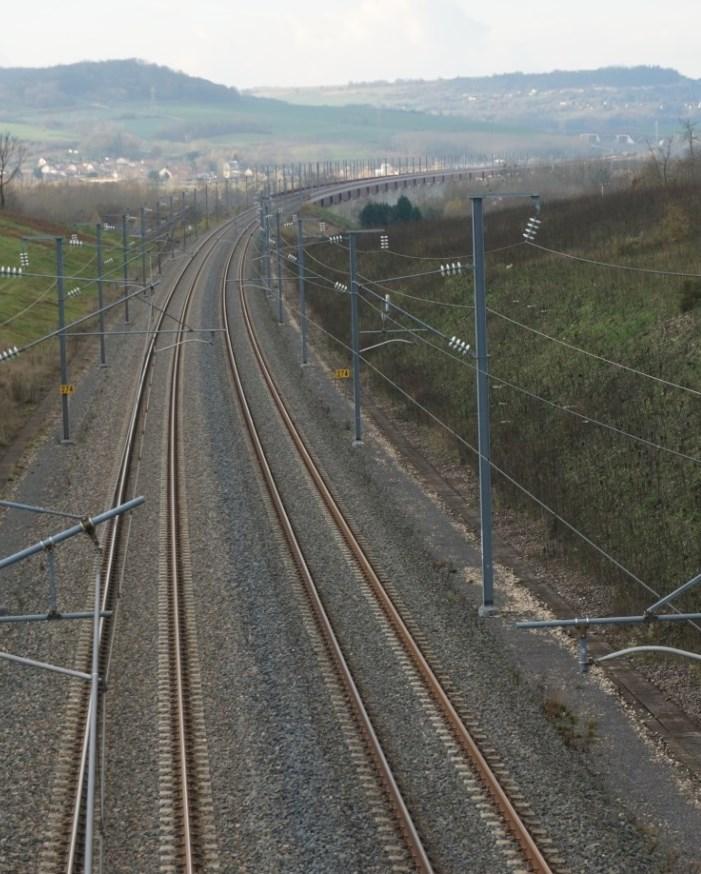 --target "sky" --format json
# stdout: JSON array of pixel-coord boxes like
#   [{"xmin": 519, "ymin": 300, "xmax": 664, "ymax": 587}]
[{"xmin": 3, "ymin": 0, "xmax": 700, "ymax": 89}]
